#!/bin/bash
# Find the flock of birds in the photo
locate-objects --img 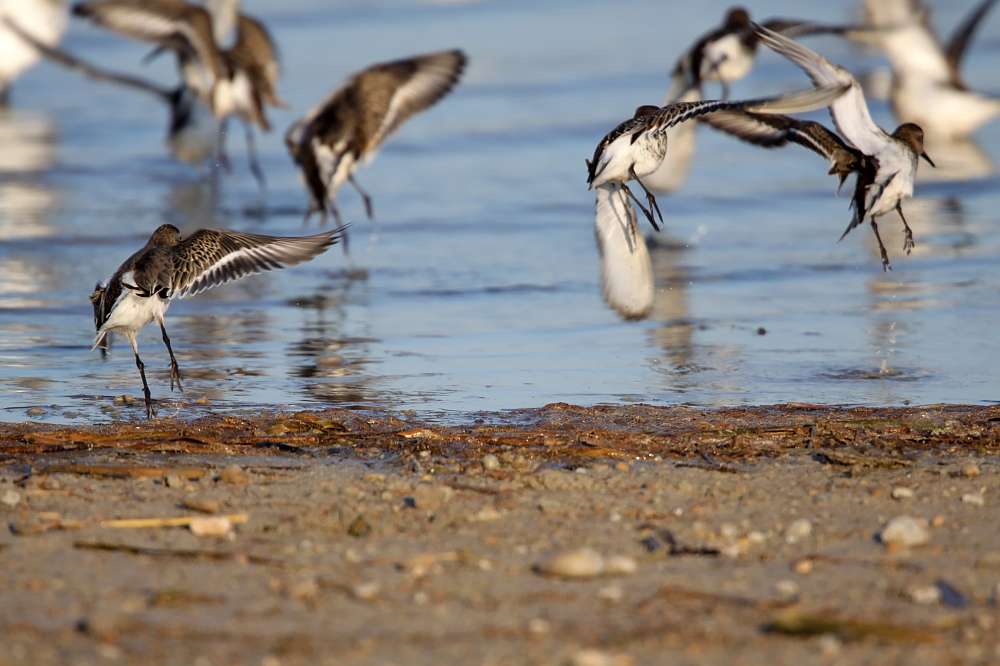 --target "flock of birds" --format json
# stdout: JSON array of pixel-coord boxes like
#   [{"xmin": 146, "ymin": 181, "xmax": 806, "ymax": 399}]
[
  {"xmin": 0, "ymin": 0, "xmax": 997, "ymax": 417},
  {"xmin": 593, "ymin": 0, "xmax": 999, "ymax": 320}
]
